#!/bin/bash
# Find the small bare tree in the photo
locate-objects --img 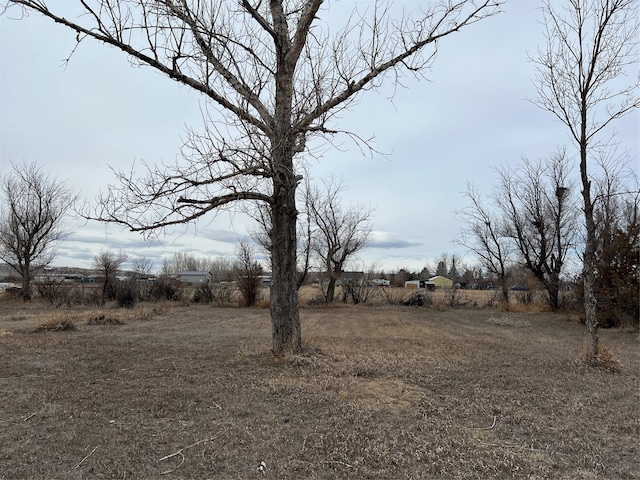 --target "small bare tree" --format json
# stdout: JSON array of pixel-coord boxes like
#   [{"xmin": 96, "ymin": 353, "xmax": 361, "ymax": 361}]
[
  {"xmin": 532, "ymin": 0, "xmax": 639, "ymax": 363},
  {"xmin": 309, "ymin": 178, "xmax": 372, "ymax": 303},
  {"xmin": 93, "ymin": 249, "xmax": 128, "ymax": 303},
  {"xmin": 457, "ymin": 183, "xmax": 513, "ymax": 303},
  {"xmin": 495, "ymin": 151, "xmax": 579, "ymax": 310},
  {"xmin": 131, "ymin": 256, "xmax": 154, "ymax": 278},
  {"xmin": 0, "ymin": 162, "xmax": 76, "ymax": 301},
  {"xmin": 5, "ymin": 0, "xmax": 502, "ymax": 354},
  {"xmin": 234, "ymin": 239, "xmax": 263, "ymax": 307}
]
